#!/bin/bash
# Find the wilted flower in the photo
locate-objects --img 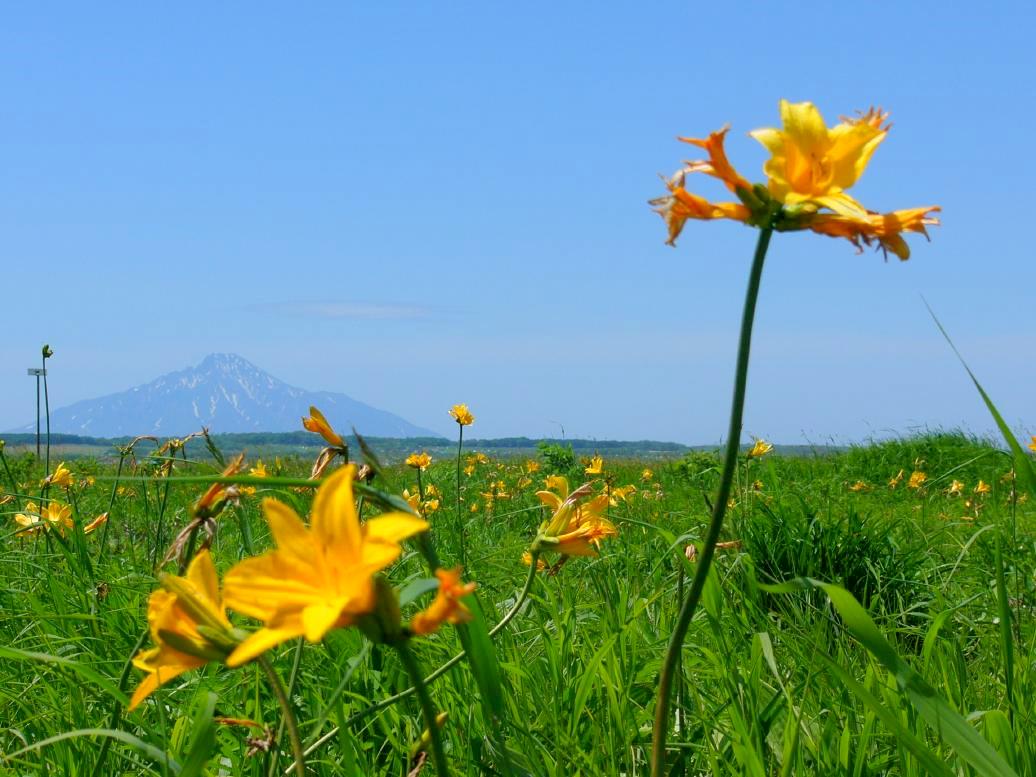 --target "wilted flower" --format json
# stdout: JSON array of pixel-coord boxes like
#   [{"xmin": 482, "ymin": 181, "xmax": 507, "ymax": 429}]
[
  {"xmin": 302, "ymin": 406, "xmax": 345, "ymax": 447},
  {"xmin": 747, "ymin": 439, "xmax": 773, "ymax": 458},
  {"xmin": 223, "ymin": 465, "xmax": 427, "ymax": 666},
  {"xmin": 449, "ymin": 404, "xmax": 475, "ymax": 426},
  {"xmin": 406, "ymin": 452, "xmax": 432, "ymax": 471},
  {"xmin": 129, "ymin": 550, "xmax": 238, "ymax": 710},
  {"xmin": 409, "ymin": 567, "xmax": 477, "ymax": 635},
  {"xmin": 652, "ymin": 100, "xmax": 939, "ymax": 260},
  {"xmin": 907, "ymin": 471, "xmax": 928, "ymax": 490},
  {"xmin": 584, "ymin": 455, "xmax": 604, "ymax": 475}
]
